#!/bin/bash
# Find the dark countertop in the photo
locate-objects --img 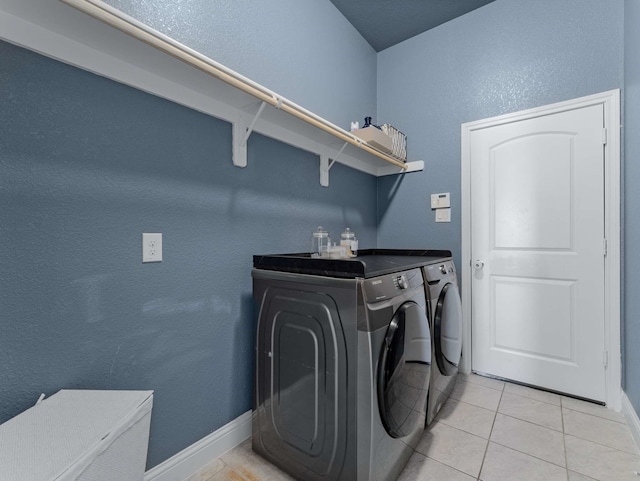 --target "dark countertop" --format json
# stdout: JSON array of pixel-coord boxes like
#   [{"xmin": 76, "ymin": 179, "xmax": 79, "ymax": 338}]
[{"xmin": 253, "ymin": 249, "xmax": 452, "ymax": 278}]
